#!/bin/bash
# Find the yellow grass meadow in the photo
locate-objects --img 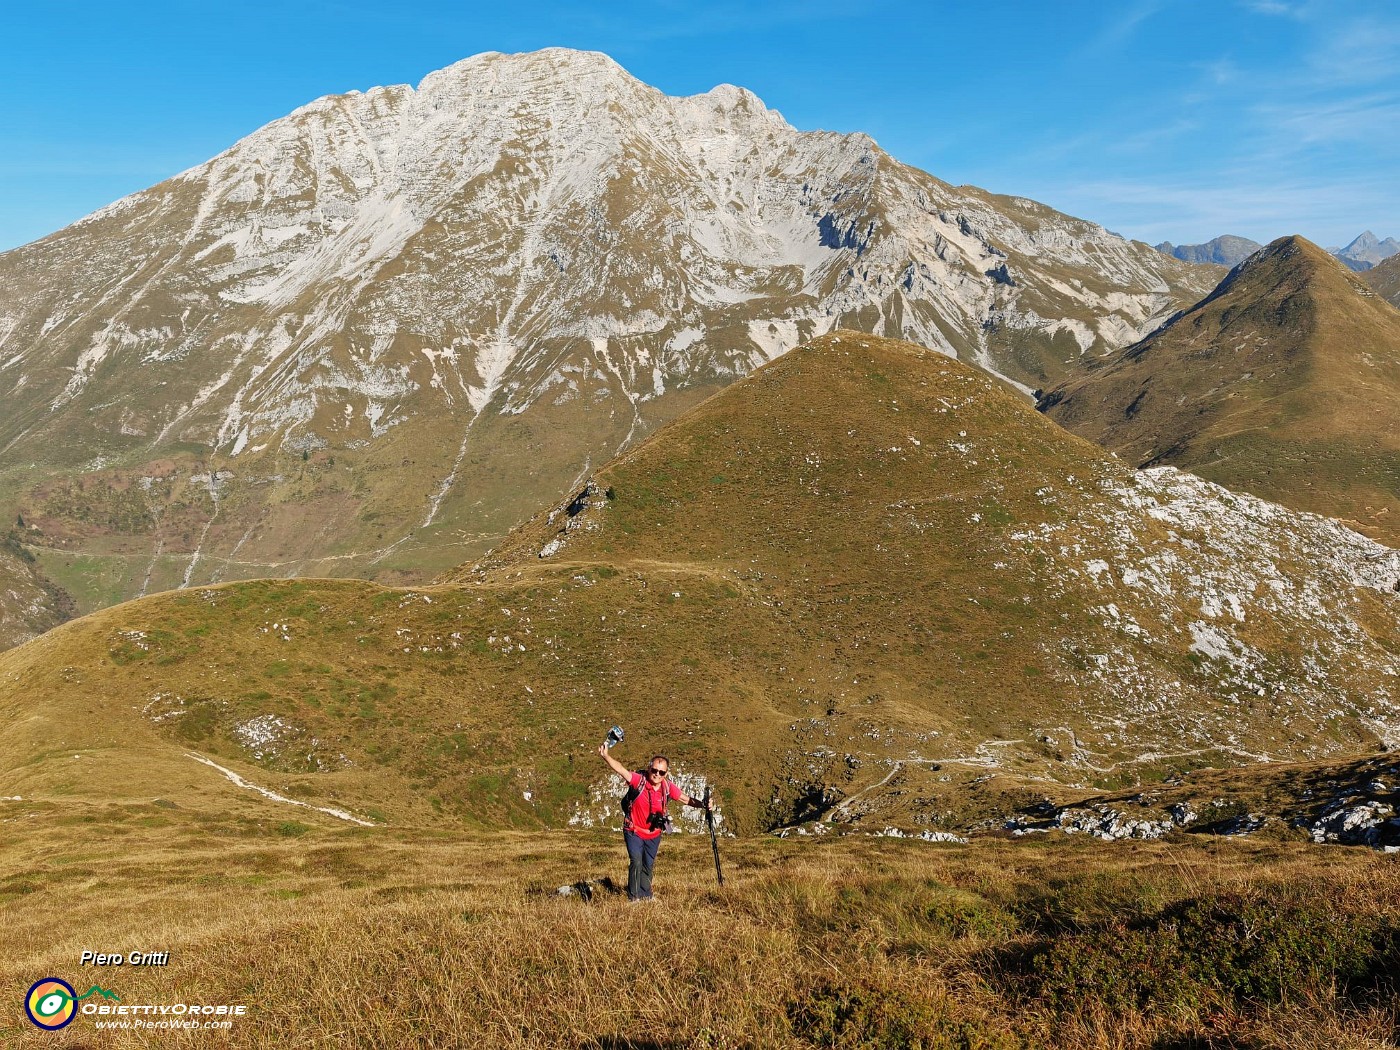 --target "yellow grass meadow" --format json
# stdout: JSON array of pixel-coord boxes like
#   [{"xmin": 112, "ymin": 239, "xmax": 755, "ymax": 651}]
[{"xmin": 2, "ymin": 813, "xmax": 1398, "ymax": 1049}]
